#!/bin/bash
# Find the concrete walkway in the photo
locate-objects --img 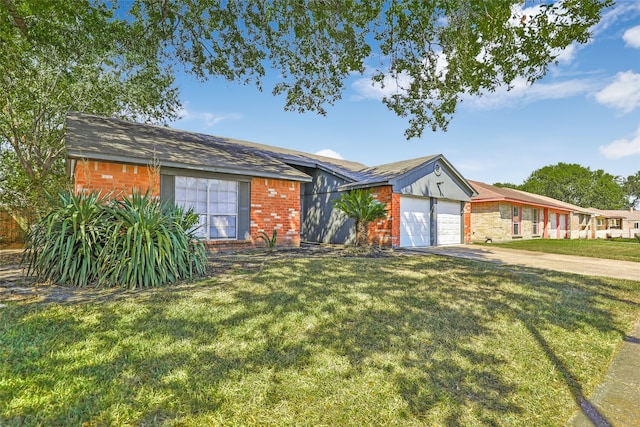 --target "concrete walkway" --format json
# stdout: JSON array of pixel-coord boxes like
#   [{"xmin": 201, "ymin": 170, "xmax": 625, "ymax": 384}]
[{"xmin": 405, "ymin": 245, "xmax": 640, "ymax": 427}]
